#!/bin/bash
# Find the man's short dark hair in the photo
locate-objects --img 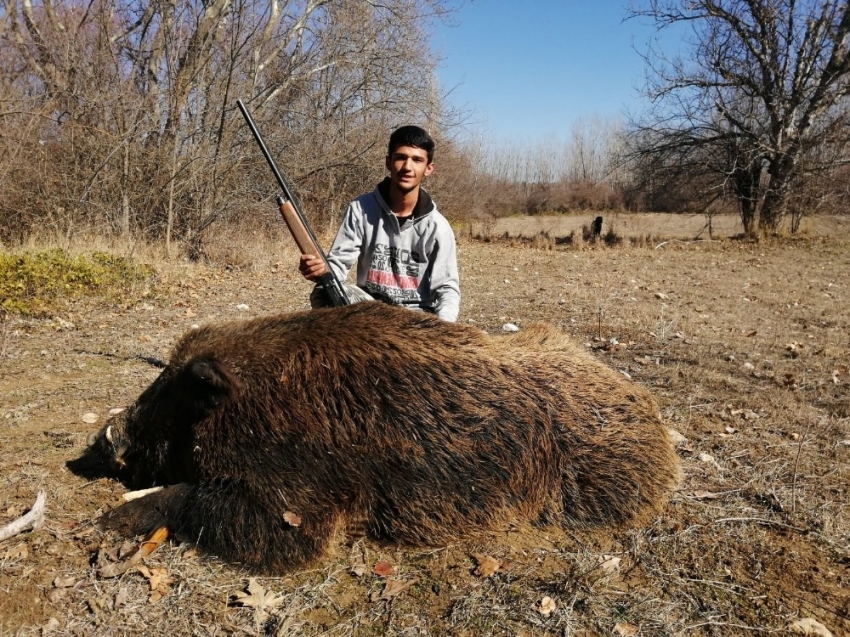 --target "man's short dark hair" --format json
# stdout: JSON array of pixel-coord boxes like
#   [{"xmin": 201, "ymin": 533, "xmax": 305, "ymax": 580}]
[{"xmin": 388, "ymin": 126, "xmax": 435, "ymax": 163}]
